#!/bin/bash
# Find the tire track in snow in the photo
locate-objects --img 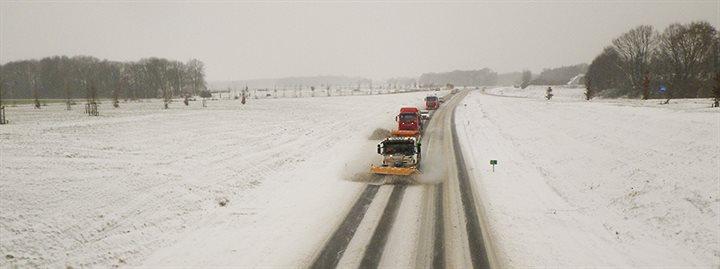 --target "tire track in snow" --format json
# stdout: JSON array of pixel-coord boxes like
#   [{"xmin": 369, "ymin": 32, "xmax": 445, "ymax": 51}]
[
  {"xmin": 432, "ymin": 183, "xmax": 445, "ymax": 269},
  {"xmin": 310, "ymin": 185, "xmax": 380, "ymax": 269},
  {"xmin": 451, "ymin": 100, "xmax": 492, "ymax": 269},
  {"xmin": 310, "ymin": 90, "xmax": 489, "ymax": 269},
  {"xmin": 358, "ymin": 185, "xmax": 407, "ymax": 268}
]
